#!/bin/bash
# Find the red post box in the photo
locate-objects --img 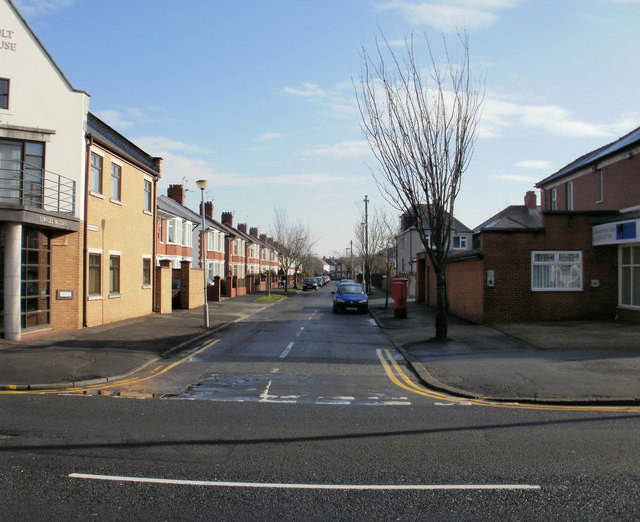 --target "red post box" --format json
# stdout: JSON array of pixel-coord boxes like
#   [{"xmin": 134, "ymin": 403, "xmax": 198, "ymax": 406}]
[{"xmin": 391, "ymin": 277, "xmax": 408, "ymax": 319}]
